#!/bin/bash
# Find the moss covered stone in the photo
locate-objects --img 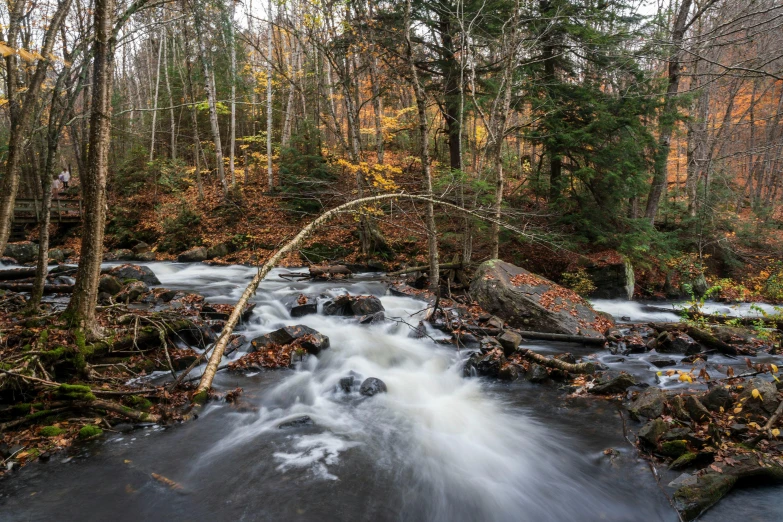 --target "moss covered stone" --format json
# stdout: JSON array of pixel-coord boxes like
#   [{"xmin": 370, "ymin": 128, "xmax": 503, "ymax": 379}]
[
  {"xmin": 39, "ymin": 426, "xmax": 64, "ymax": 437},
  {"xmin": 669, "ymin": 452, "xmax": 698, "ymax": 470},
  {"xmin": 661, "ymin": 439, "xmax": 689, "ymax": 458},
  {"xmin": 78, "ymin": 425, "xmax": 103, "ymax": 439},
  {"xmin": 127, "ymin": 395, "xmax": 152, "ymax": 411}
]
